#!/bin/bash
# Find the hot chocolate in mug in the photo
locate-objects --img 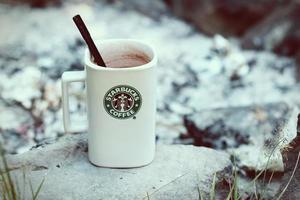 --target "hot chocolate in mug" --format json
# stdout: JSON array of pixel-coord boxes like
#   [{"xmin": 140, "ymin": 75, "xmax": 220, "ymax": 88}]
[{"xmin": 61, "ymin": 39, "xmax": 157, "ymax": 168}]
